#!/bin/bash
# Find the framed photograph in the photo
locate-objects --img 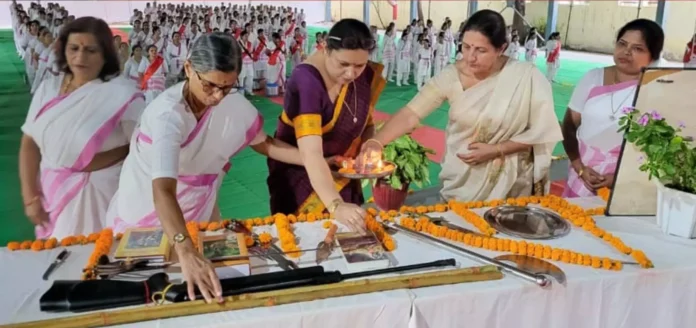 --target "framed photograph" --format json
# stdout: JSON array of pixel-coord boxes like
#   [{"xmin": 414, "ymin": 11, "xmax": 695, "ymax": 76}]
[
  {"xmin": 125, "ymin": 230, "xmax": 165, "ymax": 249},
  {"xmin": 201, "ymin": 234, "xmax": 242, "ymax": 262},
  {"xmin": 607, "ymin": 67, "xmax": 696, "ymax": 216}
]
